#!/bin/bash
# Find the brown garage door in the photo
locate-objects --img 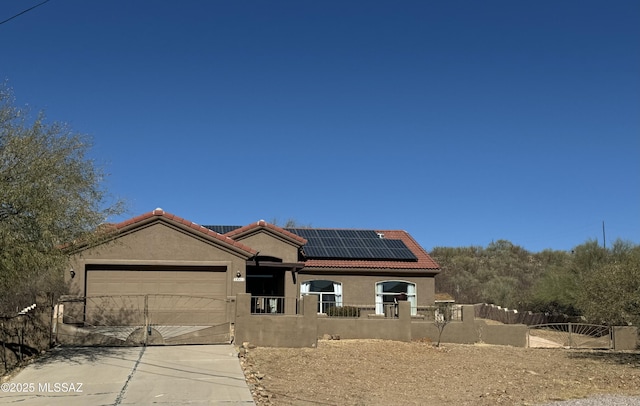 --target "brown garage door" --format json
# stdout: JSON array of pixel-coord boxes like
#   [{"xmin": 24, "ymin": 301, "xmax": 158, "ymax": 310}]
[{"xmin": 82, "ymin": 265, "xmax": 230, "ymax": 344}]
